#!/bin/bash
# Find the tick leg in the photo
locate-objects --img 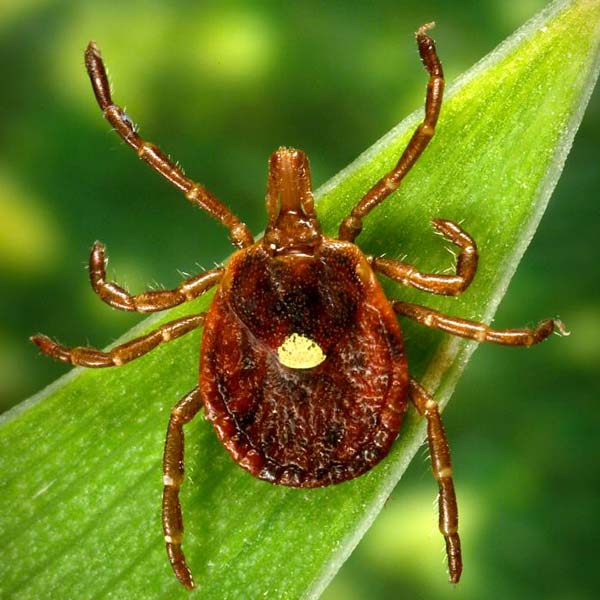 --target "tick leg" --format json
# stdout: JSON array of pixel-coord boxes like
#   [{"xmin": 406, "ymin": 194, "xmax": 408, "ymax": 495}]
[
  {"xmin": 372, "ymin": 220, "xmax": 477, "ymax": 296},
  {"xmin": 409, "ymin": 378, "xmax": 462, "ymax": 583},
  {"xmin": 339, "ymin": 23, "xmax": 444, "ymax": 242},
  {"xmin": 162, "ymin": 386, "xmax": 203, "ymax": 590},
  {"xmin": 89, "ymin": 241, "xmax": 223, "ymax": 312},
  {"xmin": 31, "ymin": 313, "xmax": 205, "ymax": 367},
  {"xmin": 394, "ymin": 301, "xmax": 569, "ymax": 346},
  {"xmin": 84, "ymin": 43, "xmax": 253, "ymax": 249}
]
